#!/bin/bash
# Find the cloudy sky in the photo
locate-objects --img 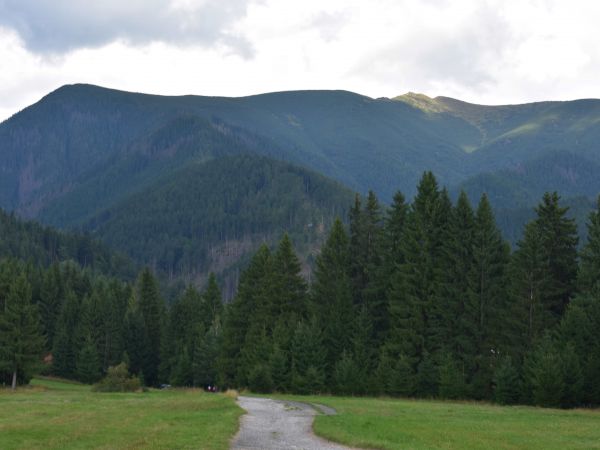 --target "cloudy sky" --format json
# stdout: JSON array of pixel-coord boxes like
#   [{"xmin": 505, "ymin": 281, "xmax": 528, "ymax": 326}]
[{"xmin": 1, "ymin": 0, "xmax": 599, "ymax": 121}]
